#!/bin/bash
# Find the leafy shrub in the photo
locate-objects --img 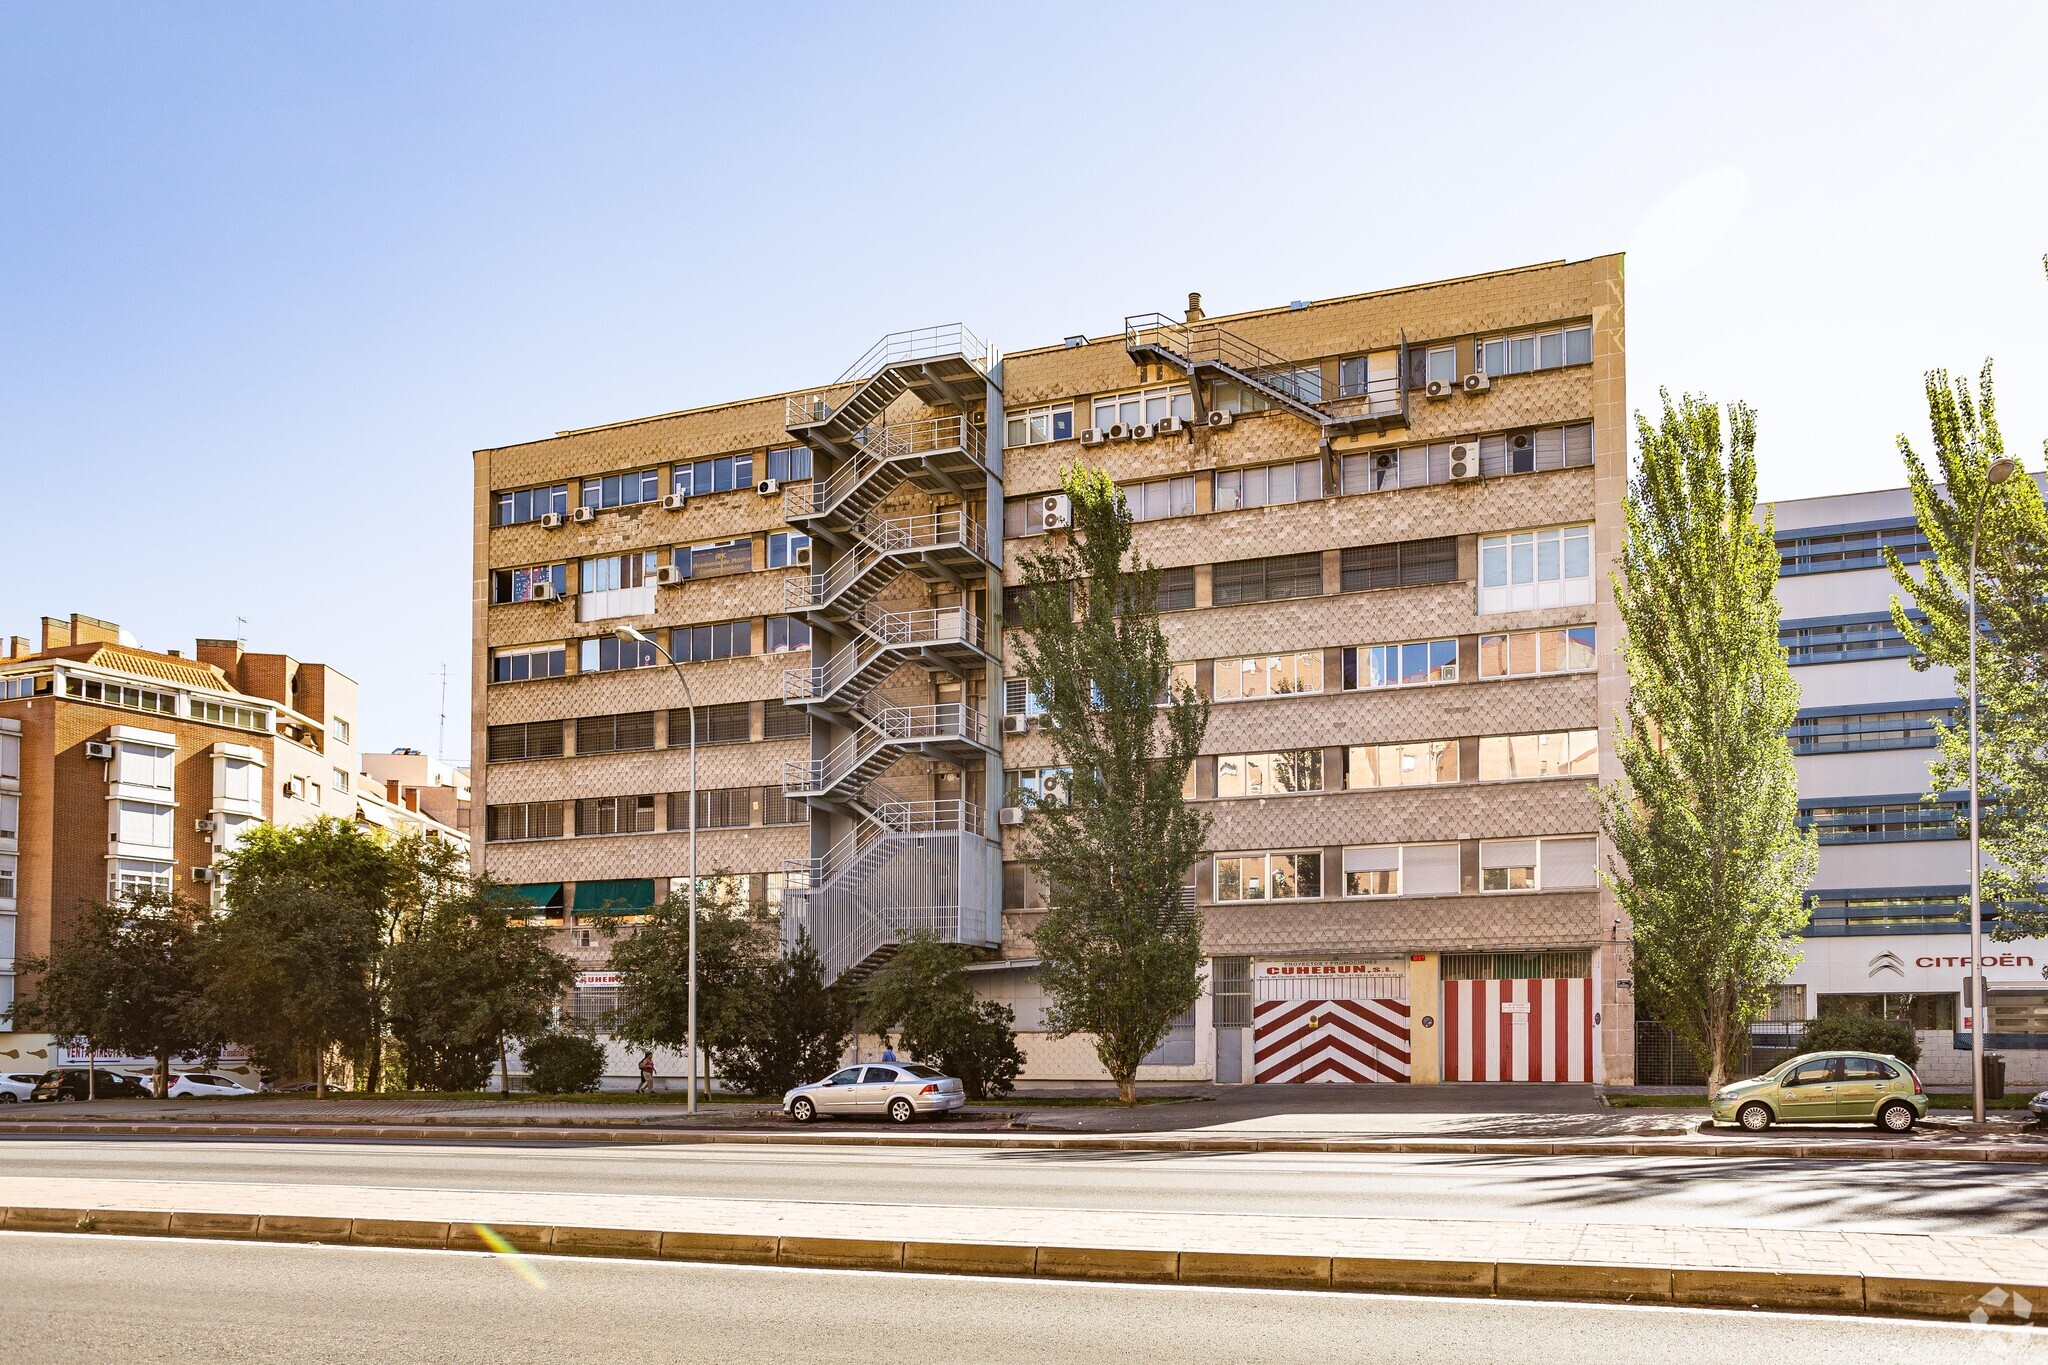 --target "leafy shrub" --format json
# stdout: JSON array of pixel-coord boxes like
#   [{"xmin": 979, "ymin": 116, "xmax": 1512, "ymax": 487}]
[
  {"xmin": 1797, "ymin": 1012, "xmax": 1921, "ymax": 1066},
  {"xmin": 520, "ymin": 1031, "xmax": 607, "ymax": 1094}
]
